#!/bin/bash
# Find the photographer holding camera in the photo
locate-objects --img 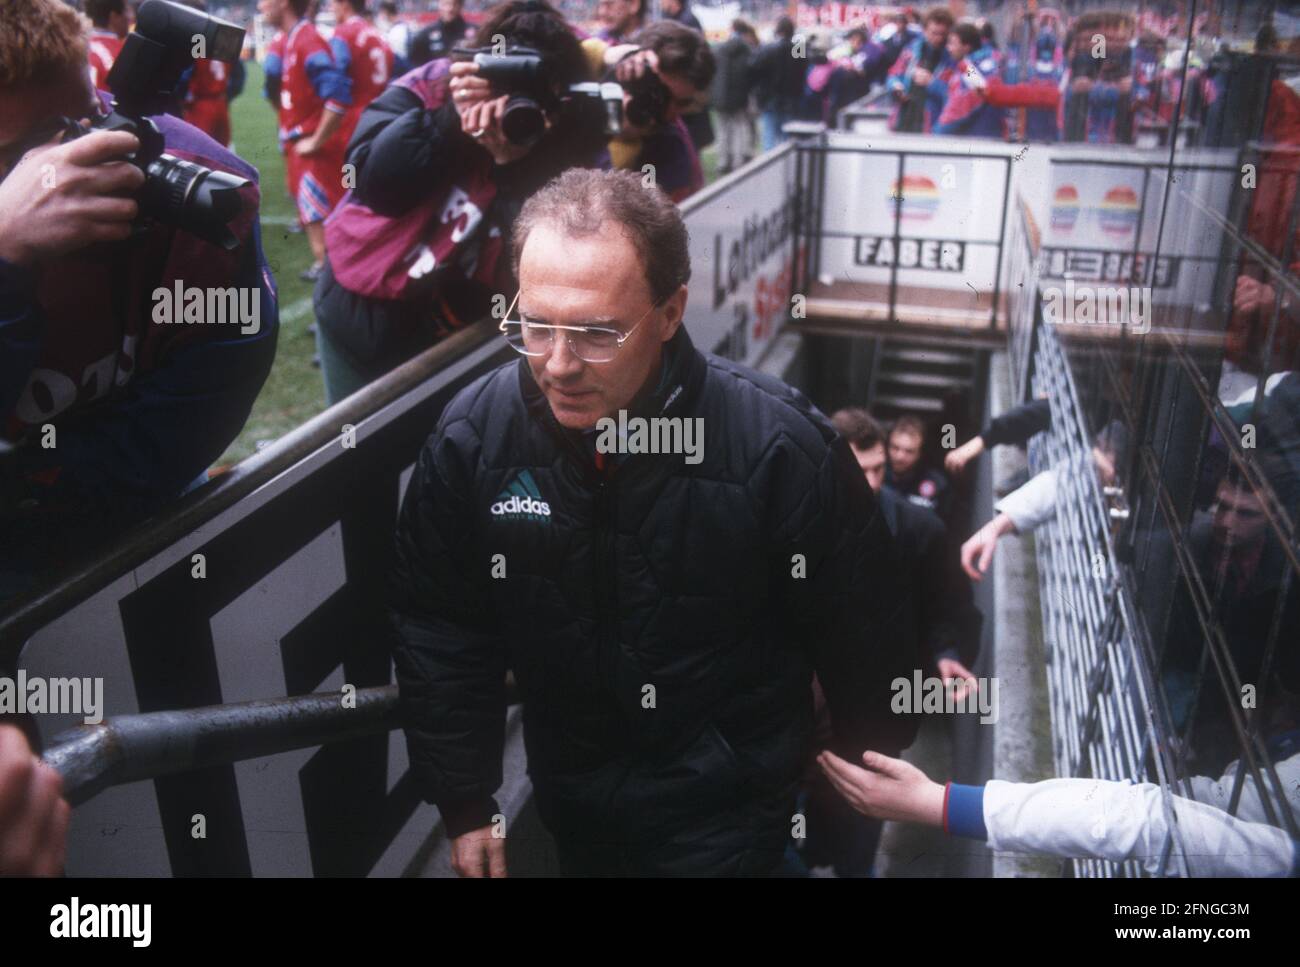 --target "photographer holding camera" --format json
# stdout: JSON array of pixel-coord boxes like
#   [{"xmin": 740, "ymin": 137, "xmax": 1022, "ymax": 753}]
[
  {"xmin": 599, "ymin": 20, "xmax": 714, "ymax": 202},
  {"xmin": 313, "ymin": 0, "xmax": 609, "ymax": 404},
  {"xmin": 0, "ymin": 0, "xmax": 277, "ymax": 598}
]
